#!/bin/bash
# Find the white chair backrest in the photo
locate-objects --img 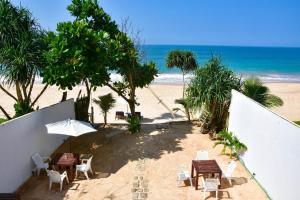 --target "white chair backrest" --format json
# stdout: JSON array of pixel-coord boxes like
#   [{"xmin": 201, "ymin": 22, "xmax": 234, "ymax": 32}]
[
  {"xmin": 177, "ymin": 164, "xmax": 187, "ymax": 173},
  {"xmin": 47, "ymin": 170, "xmax": 62, "ymax": 182},
  {"xmin": 32, "ymin": 153, "xmax": 44, "ymax": 167},
  {"xmin": 196, "ymin": 150, "xmax": 209, "ymax": 160},
  {"xmin": 202, "ymin": 178, "xmax": 218, "ymax": 190},
  {"xmin": 226, "ymin": 161, "xmax": 237, "ymax": 176},
  {"xmin": 86, "ymin": 156, "xmax": 93, "ymax": 168}
]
